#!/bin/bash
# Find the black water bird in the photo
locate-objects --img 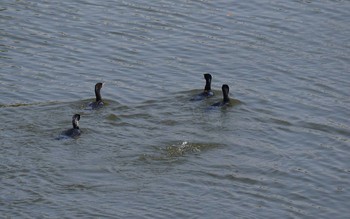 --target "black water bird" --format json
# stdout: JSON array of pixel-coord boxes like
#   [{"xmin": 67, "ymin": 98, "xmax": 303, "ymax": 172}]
[
  {"xmin": 59, "ymin": 114, "xmax": 81, "ymax": 139},
  {"xmin": 89, "ymin": 82, "xmax": 104, "ymax": 109},
  {"xmin": 211, "ymin": 84, "xmax": 230, "ymax": 107},
  {"xmin": 191, "ymin": 73, "xmax": 214, "ymax": 101}
]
